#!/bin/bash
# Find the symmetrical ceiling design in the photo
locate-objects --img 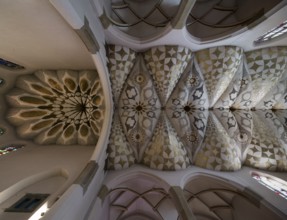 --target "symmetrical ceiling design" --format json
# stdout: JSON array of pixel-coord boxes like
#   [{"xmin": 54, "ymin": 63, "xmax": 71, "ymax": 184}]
[
  {"xmin": 107, "ymin": 45, "xmax": 287, "ymax": 172},
  {"xmin": 103, "ymin": 173, "xmax": 284, "ymax": 220},
  {"xmin": 107, "ymin": 187, "xmax": 173, "ymax": 220},
  {"xmin": 103, "ymin": 0, "xmax": 285, "ymax": 43},
  {"xmin": 106, "ymin": 0, "xmax": 181, "ymax": 38},
  {"xmin": 187, "ymin": 0, "xmax": 282, "ymax": 42},
  {"xmin": 184, "ymin": 175, "xmax": 283, "ymax": 220},
  {"xmin": 6, "ymin": 70, "xmax": 105, "ymax": 145},
  {"xmin": 103, "ymin": 173, "xmax": 176, "ymax": 220}
]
